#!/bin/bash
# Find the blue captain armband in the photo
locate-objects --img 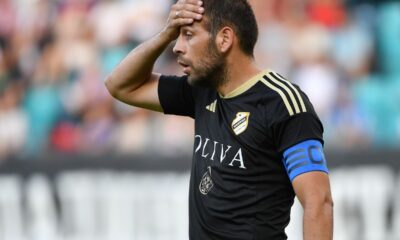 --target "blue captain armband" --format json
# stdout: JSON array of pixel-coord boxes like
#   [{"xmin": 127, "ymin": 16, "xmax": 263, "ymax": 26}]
[{"xmin": 282, "ymin": 140, "xmax": 329, "ymax": 182}]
